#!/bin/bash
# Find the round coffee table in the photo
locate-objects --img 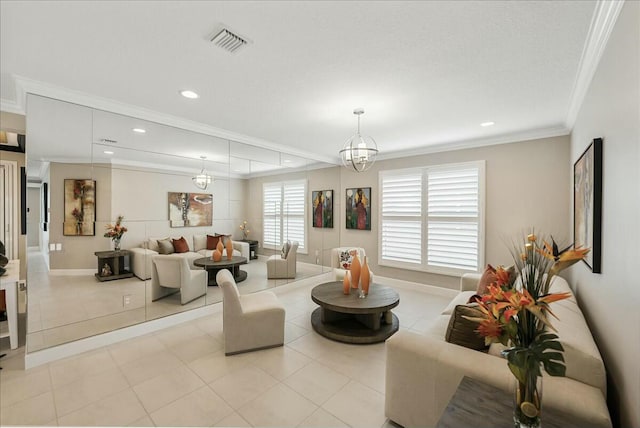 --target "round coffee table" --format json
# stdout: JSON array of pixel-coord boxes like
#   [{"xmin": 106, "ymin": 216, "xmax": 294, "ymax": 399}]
[
  {"xmin": 310, "ymin": 281, "xmax": 400, "ymax": 344},
  {"xmin": 193, "ymin": 256, "xmax": 248, "ymax": 286}
]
